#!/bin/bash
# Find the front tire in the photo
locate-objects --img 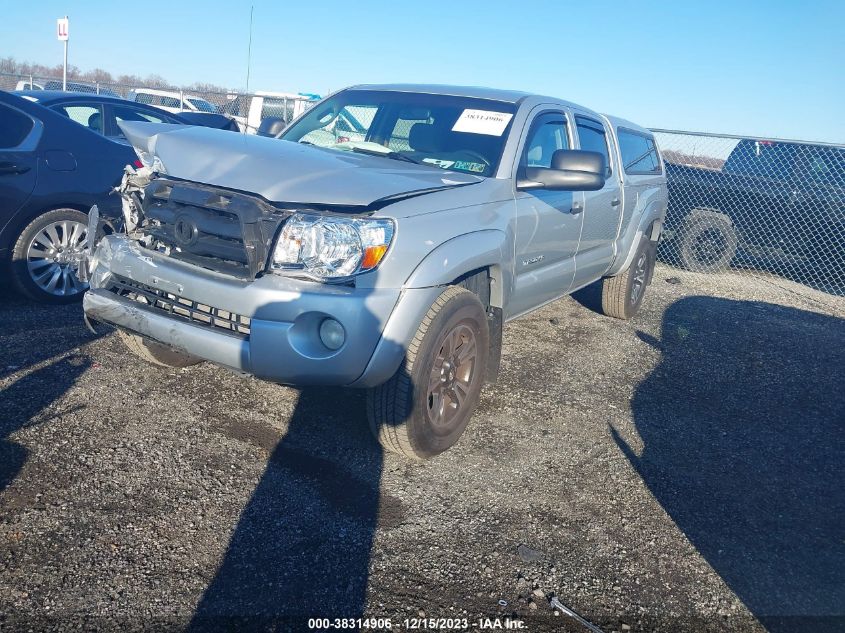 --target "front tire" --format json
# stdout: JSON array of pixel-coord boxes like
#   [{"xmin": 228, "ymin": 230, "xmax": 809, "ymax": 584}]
[
  {"xmin": 117, "ymin": 330, "xmax": 201, "ymax": 368},
  {"xmin": 367, "ymin": 287, "xmax": 490, "ymax": 460}
]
